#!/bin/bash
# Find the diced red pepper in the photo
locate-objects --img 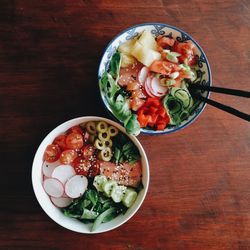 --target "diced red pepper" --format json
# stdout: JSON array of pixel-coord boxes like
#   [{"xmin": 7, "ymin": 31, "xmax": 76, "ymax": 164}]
[
  {"xmin": 137, "ymin": 97, "xmax": 170, "ymax": 130},
  {"xmin": 149, "ymin": 106, "xmax": 158, "ymax": 114},
  {"xmin": 148, "ymin": 113, "xmax": 158, "ymax": 124},
  {"xmin": 146, "ymin": 97, "xmax": 161, "ymax": 107},
  {"xmin": 157, "ymin": 106, "xmax": 166, "ymax": 118}
]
